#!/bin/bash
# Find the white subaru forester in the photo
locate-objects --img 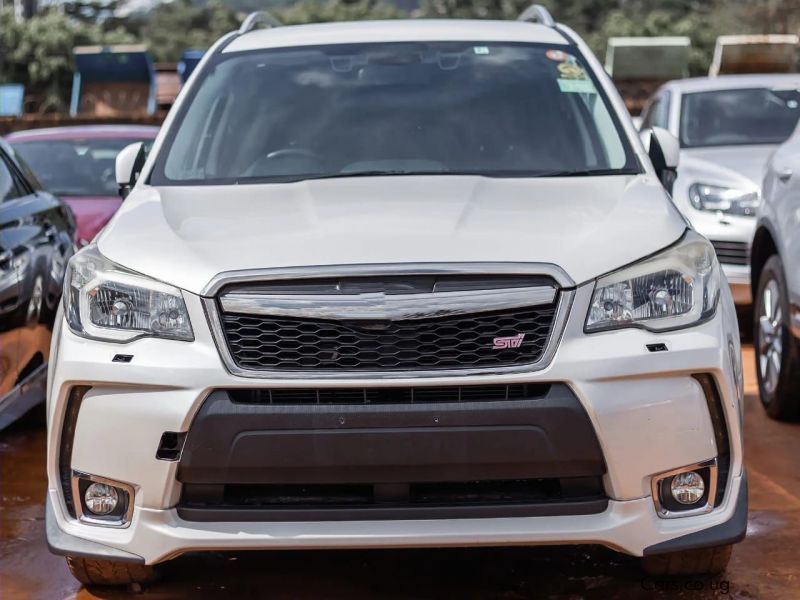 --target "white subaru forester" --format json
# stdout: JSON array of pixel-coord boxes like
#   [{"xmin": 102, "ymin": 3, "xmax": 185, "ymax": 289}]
[{"xmin": 46, "ymin": 7, "xmax": 747, "ymax": 586}]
